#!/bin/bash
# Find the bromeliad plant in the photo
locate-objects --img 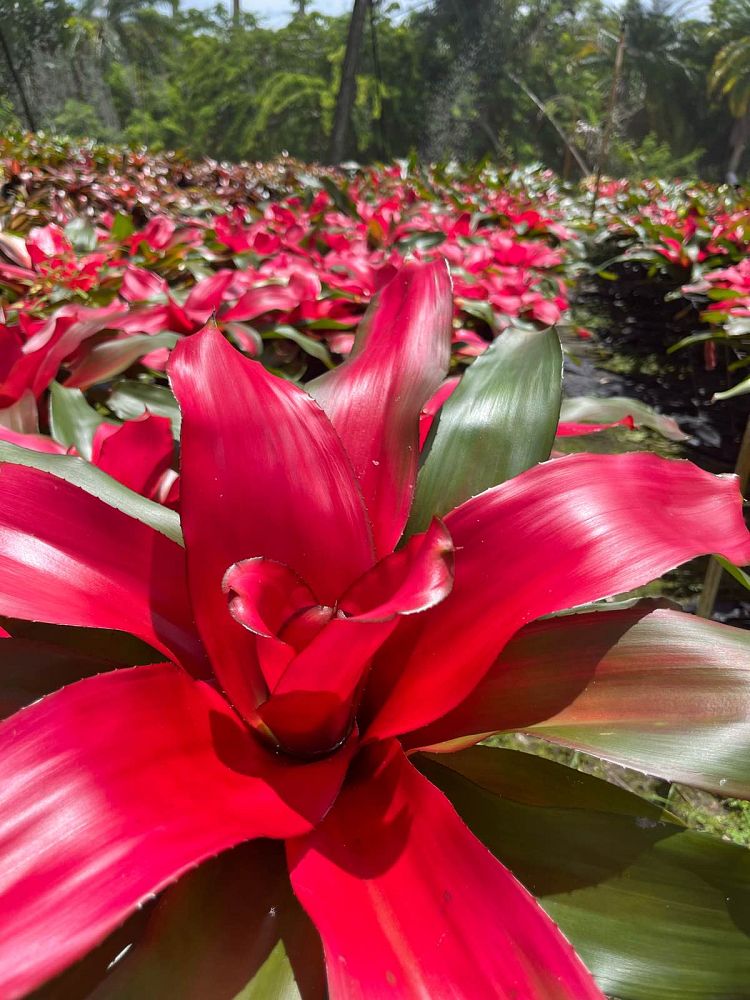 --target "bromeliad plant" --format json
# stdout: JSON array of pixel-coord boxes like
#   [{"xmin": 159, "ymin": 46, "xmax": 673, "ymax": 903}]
[
  {"xmin": 1, "ymin": 261, "xmax": 750, "ymax": 999},
  {"xmin": 678, "ymin": 256, "xmax": 750, "ymax": 401},
  {"xmin": 0, "ymin": 155, "xmax": 573, "ymax": 425}
]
